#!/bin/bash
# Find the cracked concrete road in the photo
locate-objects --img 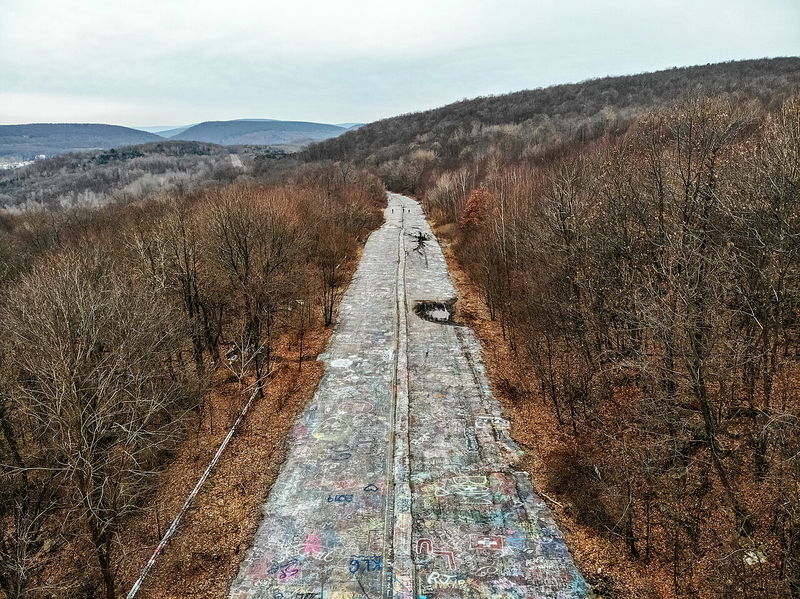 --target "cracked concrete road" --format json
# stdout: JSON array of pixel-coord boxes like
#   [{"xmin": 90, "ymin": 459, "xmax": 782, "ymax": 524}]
[{"xmin": 228, "ymin": 193, "xmax": 587, "ymax": 599}]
